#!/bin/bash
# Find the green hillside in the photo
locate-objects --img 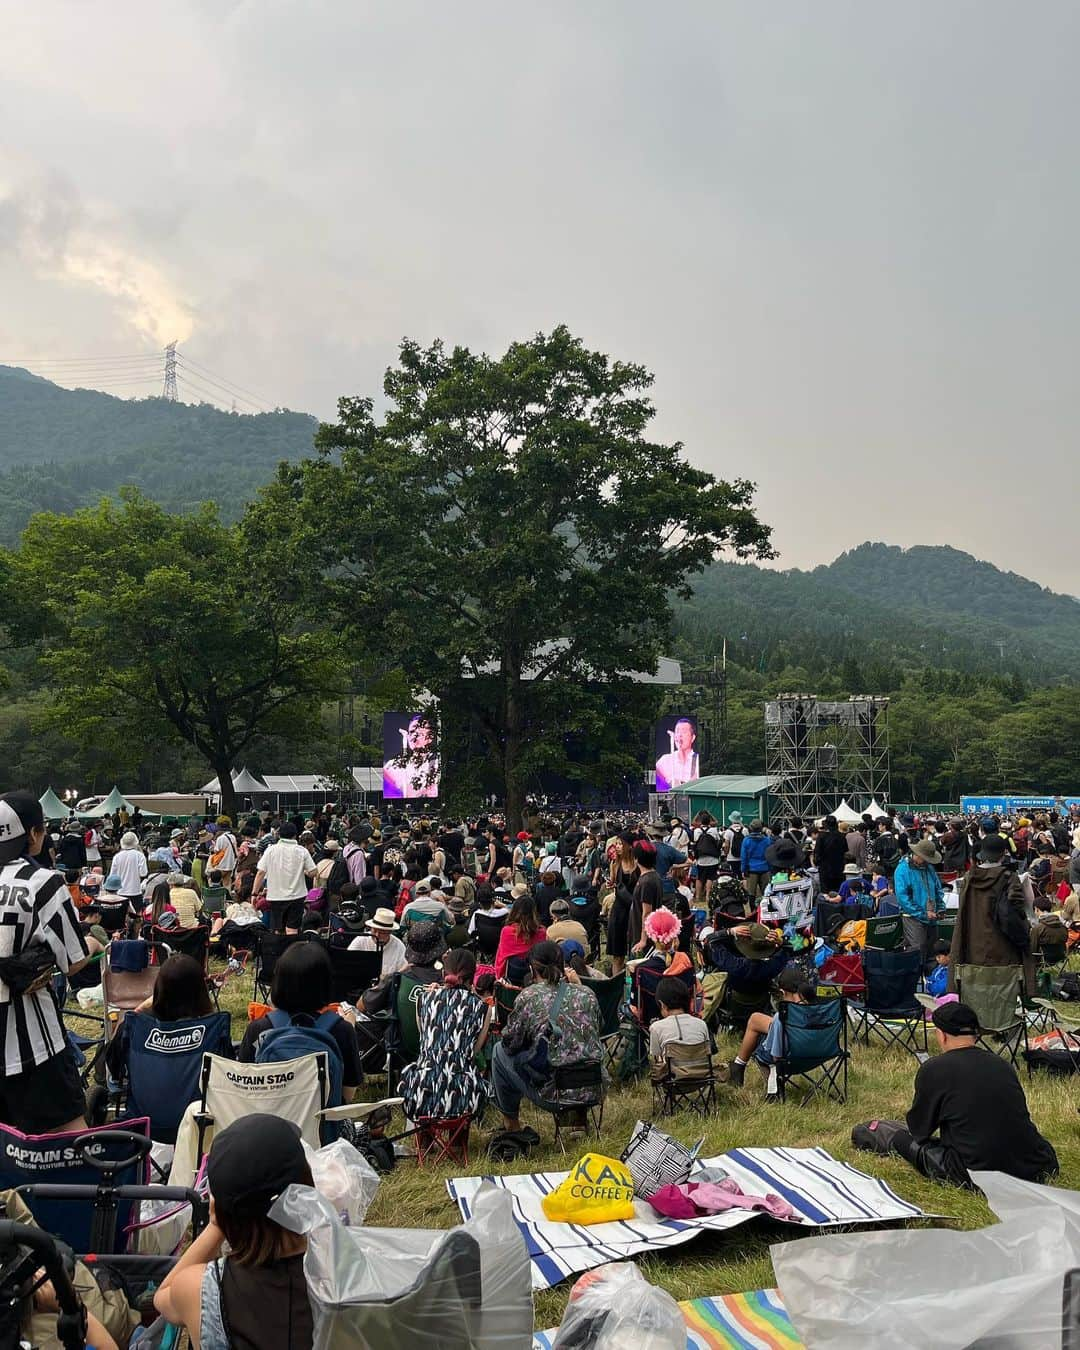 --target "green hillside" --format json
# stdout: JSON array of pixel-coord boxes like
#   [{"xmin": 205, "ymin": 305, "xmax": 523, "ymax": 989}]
[
  {"xmin": 678, "ymin": 546, "xmax": 1080, "ymax": 684},
  {"xmin": 0, "ymin": 366, "xmax": 317, "ymax": 542}
]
